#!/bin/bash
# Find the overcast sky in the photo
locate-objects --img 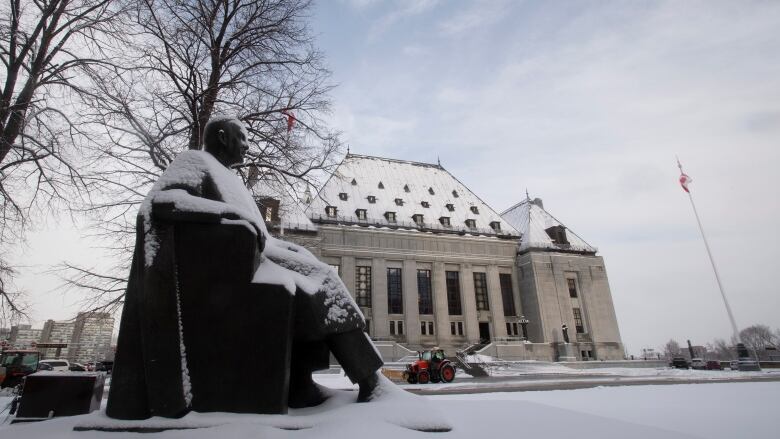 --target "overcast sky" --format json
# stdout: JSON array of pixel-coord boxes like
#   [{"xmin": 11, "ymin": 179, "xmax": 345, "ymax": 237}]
[{"xmin": 12, "ymin": 0, "xmax": 780, "ymax": 354}]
